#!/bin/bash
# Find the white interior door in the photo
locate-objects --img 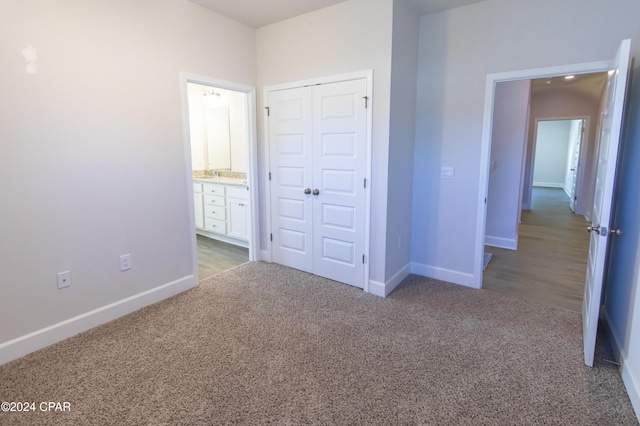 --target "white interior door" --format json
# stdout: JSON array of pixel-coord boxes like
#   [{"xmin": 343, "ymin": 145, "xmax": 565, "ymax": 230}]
[
  {"xmin": 269, "ymin": 87, "xmax": 314, "ymax": 273},
  {"xmin": 569, "ymin": 119, "xmax": 584, "ymax": 212},
  {"xmin": 312, "ymin": 80, "xmax": 367, "ymax": 288},
  {"xmin": 268, "ymin": 78, "xmax": 367, "ymax": 288},
  {"xmin": 583, "ymin": 39, "xmax": 631, "ymax": 367}
]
